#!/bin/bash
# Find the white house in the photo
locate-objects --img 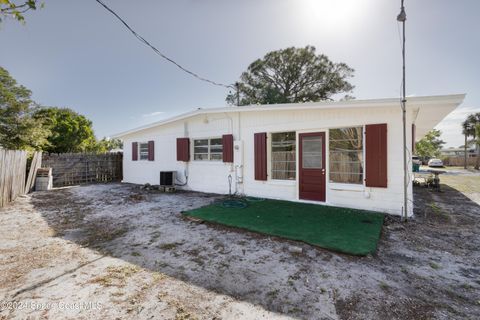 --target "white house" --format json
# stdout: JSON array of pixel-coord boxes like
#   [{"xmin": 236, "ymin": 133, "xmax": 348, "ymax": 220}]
[
  {"xmin": 440, "ymin": 147, "xmax": 477, "ymax": 158},
  {"xmin": 114, "ymin": 94, "xmax": 465, "ymax": 216}
]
